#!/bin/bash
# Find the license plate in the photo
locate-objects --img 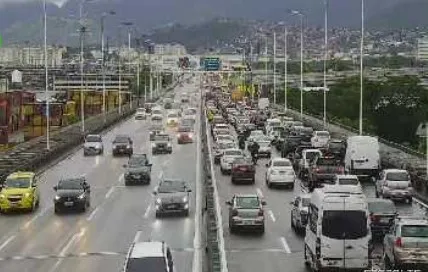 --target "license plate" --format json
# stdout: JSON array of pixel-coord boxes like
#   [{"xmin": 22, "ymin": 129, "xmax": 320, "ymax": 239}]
[
  {"xmin": 64, "ymin": 202, "xmax": 74, "ymax": 207},
  {"xmin": 168, "ymin": 204, "xmax": 177, "ymax": 209},
  {"xmin": 380, "ymin": 218, "xmax": 391, "ymax": 224},
  {"xmin": 243, "ymin": 220, "xmax": 254, "ymax": 225},
  {"xmin": 279, "ymin": 171, "xmax": 286, "ymax": 174},
  {"xmin": 133, "ymin": 175, "xmax": 140, "ymax": 178},
  {"xmin": 9, "ymin": 202, "xmax": 19, "ymax": 207}
]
